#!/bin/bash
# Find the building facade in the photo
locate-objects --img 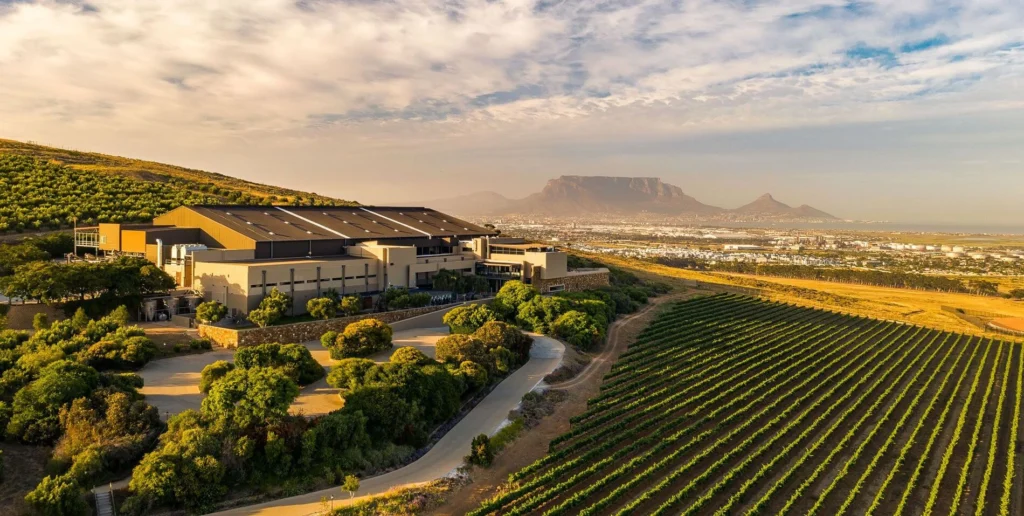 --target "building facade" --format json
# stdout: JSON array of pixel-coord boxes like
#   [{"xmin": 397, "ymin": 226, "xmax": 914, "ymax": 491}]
[{"xmin": 75, "ymin": 205, "xmax": 608, "ymax": 317}]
